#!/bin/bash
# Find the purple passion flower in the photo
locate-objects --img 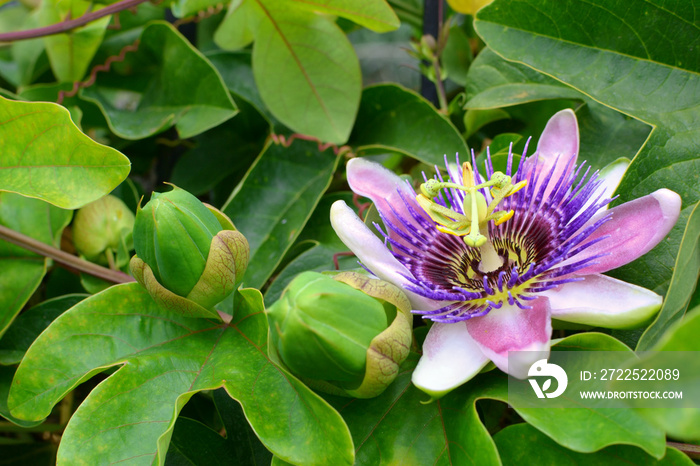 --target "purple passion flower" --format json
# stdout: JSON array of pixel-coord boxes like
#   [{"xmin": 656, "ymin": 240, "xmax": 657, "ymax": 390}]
[{"xmin": 330, "ymin": 110, "xmax": 681, "ymax": 398}]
